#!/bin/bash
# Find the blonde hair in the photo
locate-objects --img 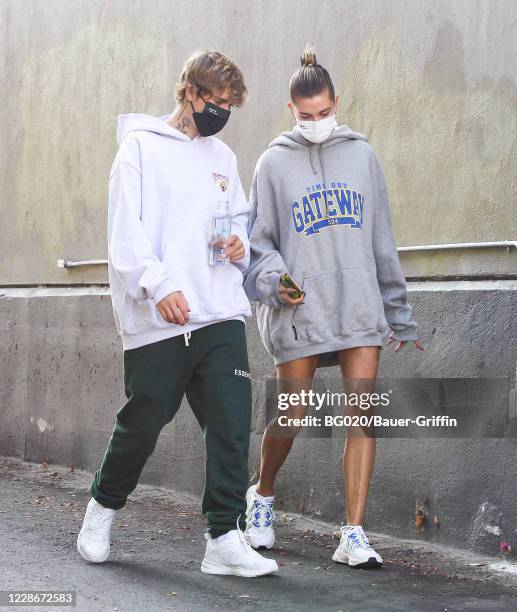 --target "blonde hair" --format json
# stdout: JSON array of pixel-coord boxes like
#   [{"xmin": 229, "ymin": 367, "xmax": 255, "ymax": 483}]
[
  {"xmin": 289, "ymin": 44, "xmax": 335, "ymax": 102},
  {"xmin": 300, "ymin": 45, "xmax": 318, "ymax": 68},
  {"xmin": 175, "ymin": 49, "xmax": 248, "ymax": 107}
]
